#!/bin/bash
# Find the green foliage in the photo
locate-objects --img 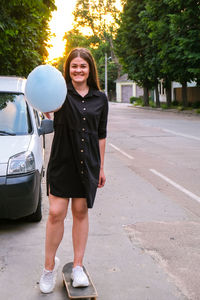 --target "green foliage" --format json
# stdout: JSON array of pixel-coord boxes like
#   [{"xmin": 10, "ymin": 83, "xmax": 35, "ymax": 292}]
[
  {"xmin": 130, "ymin": 96, "xmax": 141, "ymax": 104},
  {"xmin": 115, "ymin": 0, "xmax": 158, "ymax": 105},
  {"xmin": 115, "ymin": 0, "xmax": 153, "ymax": 87},
  {"xmin": 0, "ymin": 0, "xmax": 56, "ymax": 76},
  {"xmin": 0, "ymin": 93, "xmax": 15, "ymax": 110},
  {"xmin": 145, "ymin": 0, "xmax": 200, "ymax": 85},
  {"xmin": 161, "ymin": 103, "xmax": 171, "ymax": 109},
  {"xmin": 132, "ymin": 97, "xmax": 144, "ymax": 106},
  {"xmin": 191, "ymin": 101, "xmax": 200, "ymax": 109},
  {"xmin": 59, "ymin": 0, "xmax": 121, "ymax": 97},
  {"xmin": 63, "ymin": 29, "xmax": 100, "ymax": 57},
  {"xmin": 73, "ymin": 0, "xmax": 120, "ymax": 39},
  {"xmin": 92, "ymin": 39, "xmax": 118, "ymax": 93},
  {"xmin": 115, "ymin": 0, "xmax": 200, "ymax": 107},
  {"xmin": 74, "ymin": 0, "xmax": 121, "ymax": 85}
]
